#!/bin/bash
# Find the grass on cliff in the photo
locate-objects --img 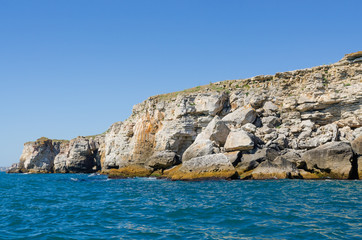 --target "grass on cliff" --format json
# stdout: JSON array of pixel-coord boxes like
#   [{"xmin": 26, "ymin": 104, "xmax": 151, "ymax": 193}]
[
  {"xmin": 154, "ymin": 80, "xmax": 249, "ymax": 101},
  {"xmin": 345, "ymin": 51, "xmax": 362, "ymax": 60},
  {"xmin": 152, "ymin": 73, "xmax": 277, "ymax": 101},
  {"xmin": 25, "ymin": 137, "xmax": 69, "ymax": 145}
]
